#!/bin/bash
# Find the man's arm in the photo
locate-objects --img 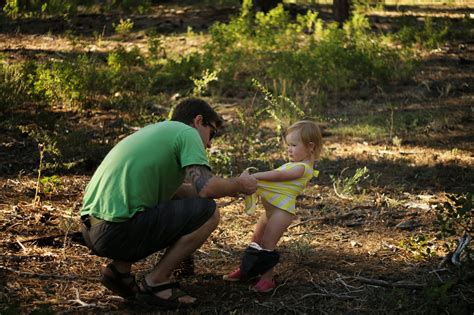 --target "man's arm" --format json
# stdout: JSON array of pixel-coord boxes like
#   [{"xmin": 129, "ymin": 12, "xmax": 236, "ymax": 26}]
[{"xmin": 185, "ymin": 165, "xmax": 257, "ymax": 199}]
